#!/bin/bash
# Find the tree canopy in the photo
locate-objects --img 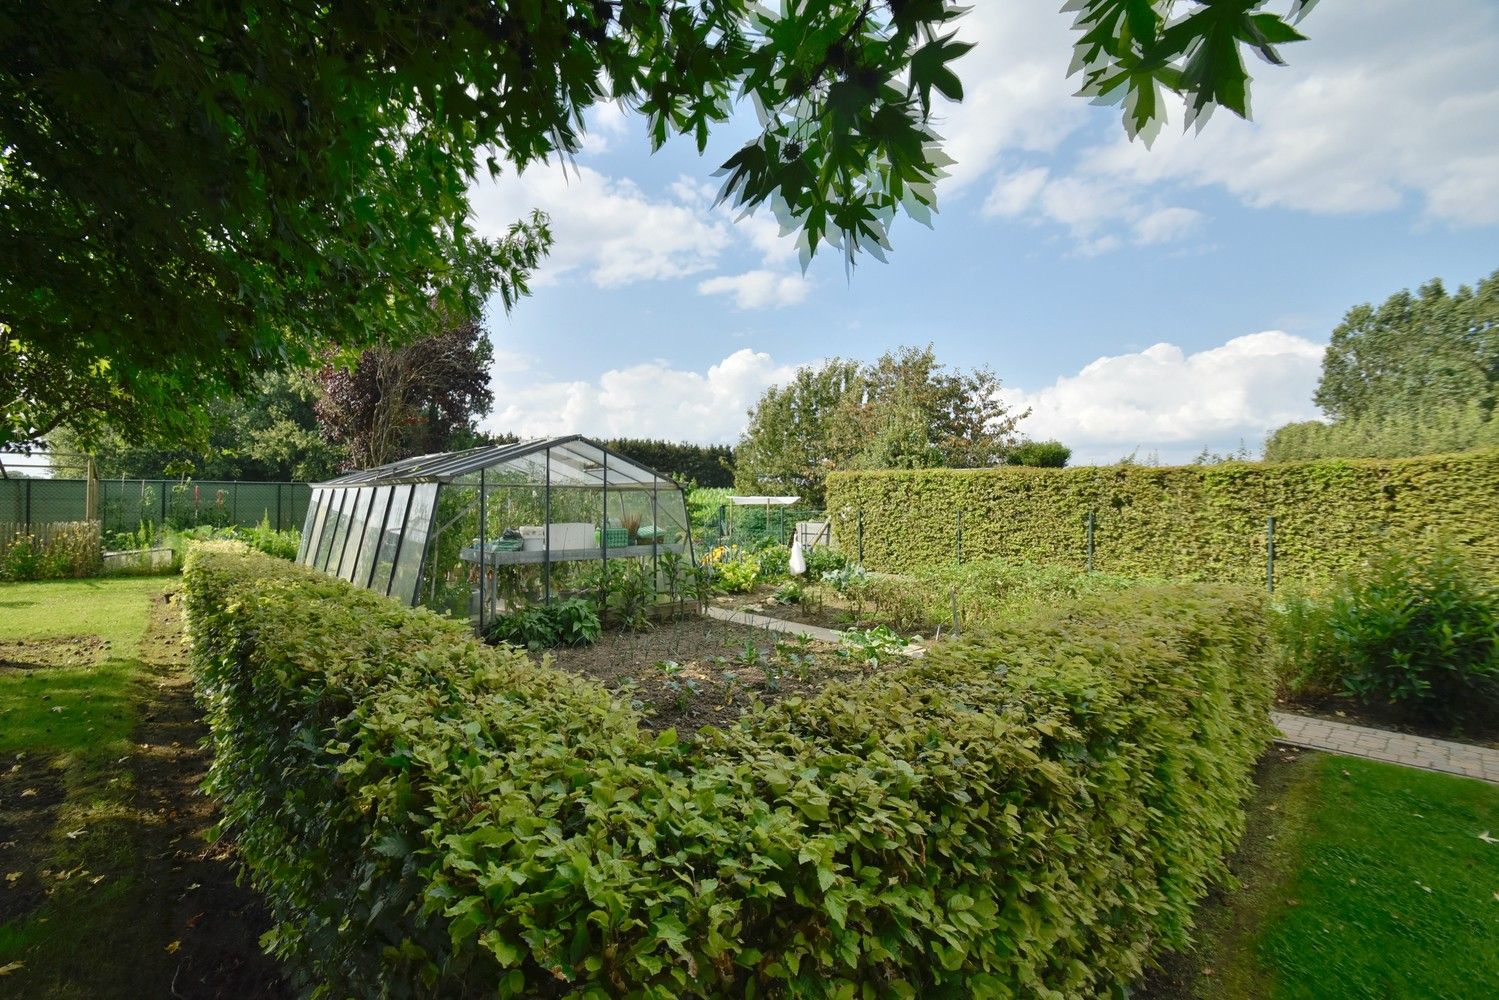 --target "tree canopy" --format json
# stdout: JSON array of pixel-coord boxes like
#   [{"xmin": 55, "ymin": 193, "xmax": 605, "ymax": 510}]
[
  {"xmin": 315, "ymin": 314, "xmax": 496, "ymax": 469},
  {"xmin": 735, "ymin": 345, "xmax": 1025, "ymax": 503},
  {"xmin": 49, "ymin": 371, "xmax": 344, "ymax": 481},
  {"xmin": 1, "ymin": 0, "xmax": 1315, "ymax": 453},
  {"xmin": 1266, "ymin": 268, "xmax": 1499, "ymax": 461}
]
